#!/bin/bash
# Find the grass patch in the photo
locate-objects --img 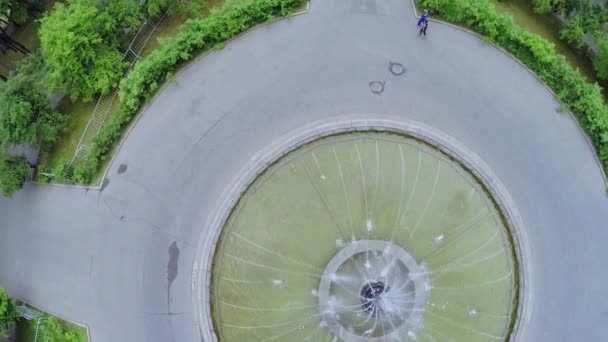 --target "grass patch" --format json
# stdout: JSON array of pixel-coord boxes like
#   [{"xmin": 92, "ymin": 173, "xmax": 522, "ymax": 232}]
[
  {"xmin": 15, "ymin": 319, "xmax": 37, "ymax": 342},
  {"xmin": 38, "ymin": 96, "xmax": 120, "ymax": 171},
  {"xmin": 14, "ymin": 304, "xmax": 87, "ymax": 342}
]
